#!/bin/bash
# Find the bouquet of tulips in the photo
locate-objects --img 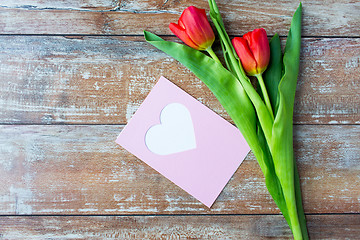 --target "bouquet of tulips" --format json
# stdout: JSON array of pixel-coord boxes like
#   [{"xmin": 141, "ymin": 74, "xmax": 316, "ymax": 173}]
[{"xmin": 144, "ymin": 0, "xmax": 308, "ymax": 239}]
